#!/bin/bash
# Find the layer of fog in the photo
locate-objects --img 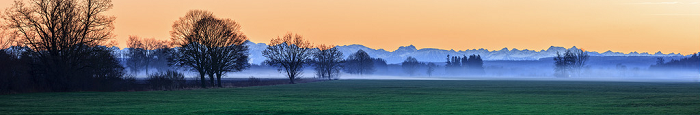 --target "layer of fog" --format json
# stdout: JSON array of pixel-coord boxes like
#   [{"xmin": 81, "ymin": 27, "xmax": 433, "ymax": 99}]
[{"xmin": 129, "ymin": 56, "xmax": 699, "ymax": 82}]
